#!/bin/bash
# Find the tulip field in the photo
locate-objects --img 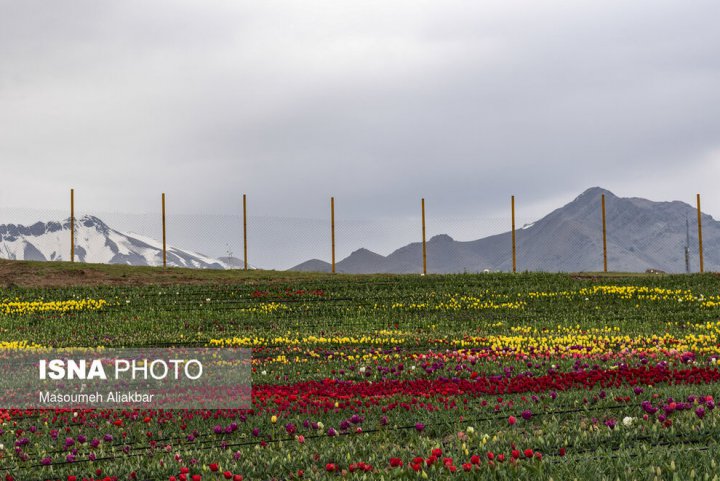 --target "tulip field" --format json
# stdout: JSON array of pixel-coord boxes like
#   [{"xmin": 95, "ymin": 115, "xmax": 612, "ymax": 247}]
[{"xmin": 1, "ymin": 267, "xmax": 720, "ymax": 480}]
